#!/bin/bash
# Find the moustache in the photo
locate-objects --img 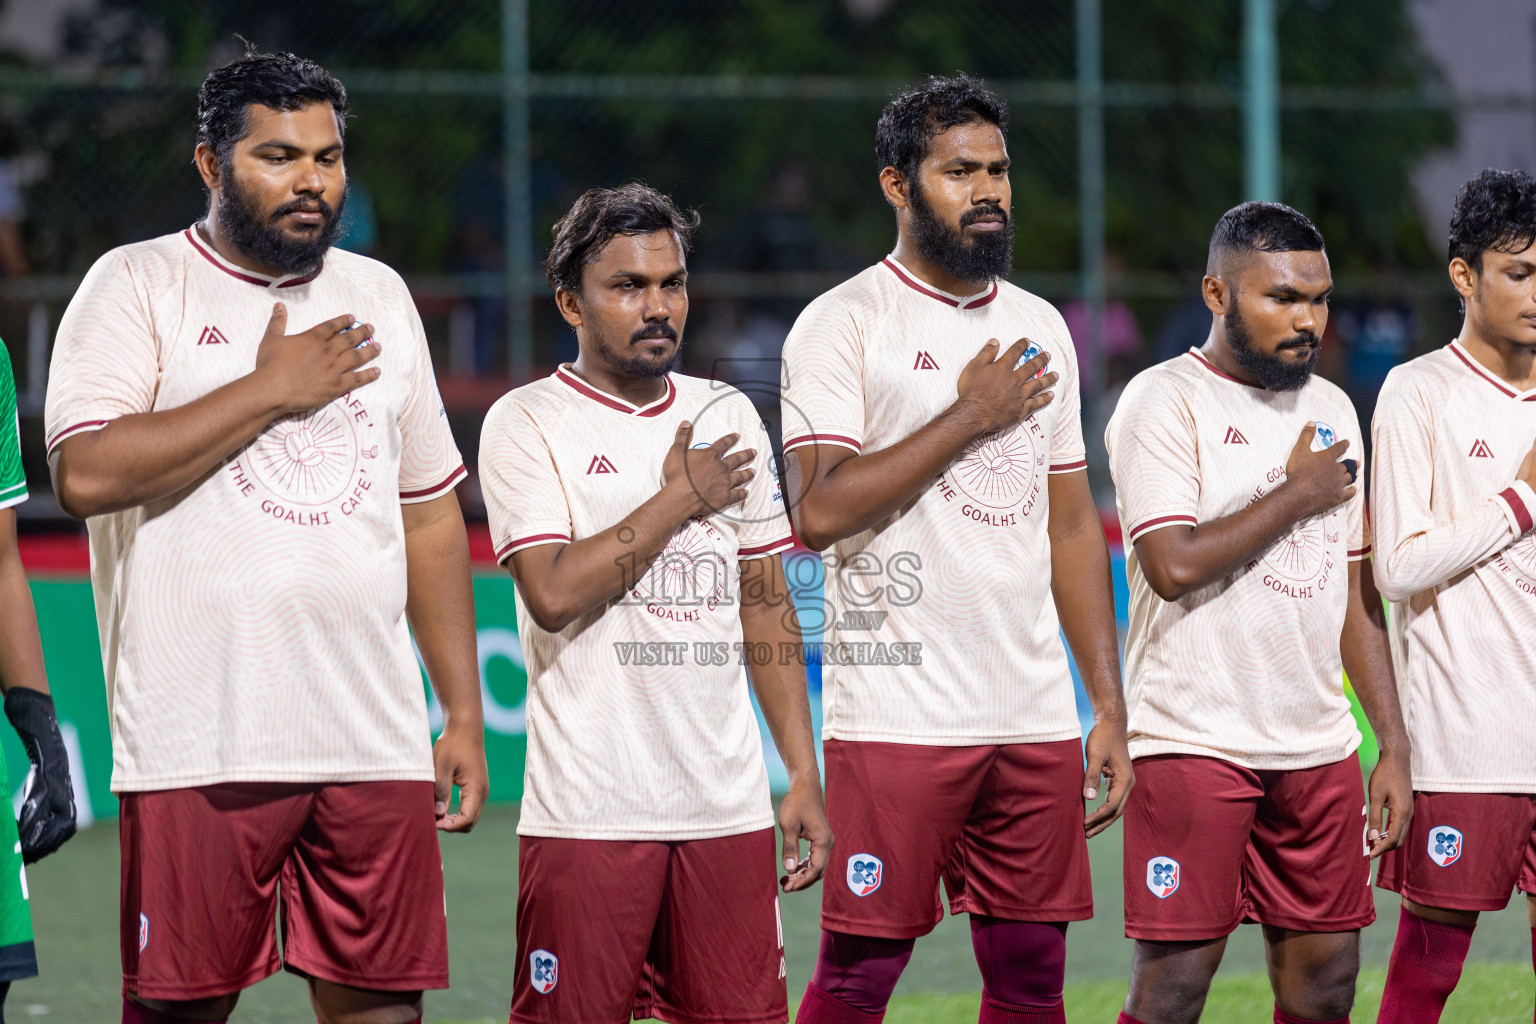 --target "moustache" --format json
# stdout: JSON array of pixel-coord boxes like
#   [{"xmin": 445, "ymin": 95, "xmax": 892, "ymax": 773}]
[
  {"xmin": 1278, "ymin": 333, "xmax": 1320, "ymax": 350},
  {"xmin": 960, "ymin": 205, "xmax": 1009, "ymax": 228},
  {"xmin": 271, "ymin": 197, "xmax": 335, "ymax": 224},
  {"xmin": 632, "ymin": 324, "xmax": 678, "ymax": 344}
]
